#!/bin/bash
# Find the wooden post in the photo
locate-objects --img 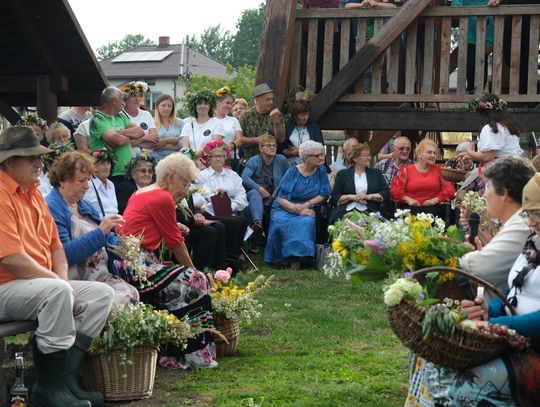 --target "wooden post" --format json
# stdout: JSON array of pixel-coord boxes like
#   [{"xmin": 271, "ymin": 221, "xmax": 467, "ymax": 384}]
[
  {"xmin": 37, "ymin": 75, "xmax": 58, "ymax": 125},
  {"xmin": 256, "ymin": 0, "xmax": 298, "ymax": 108}
]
